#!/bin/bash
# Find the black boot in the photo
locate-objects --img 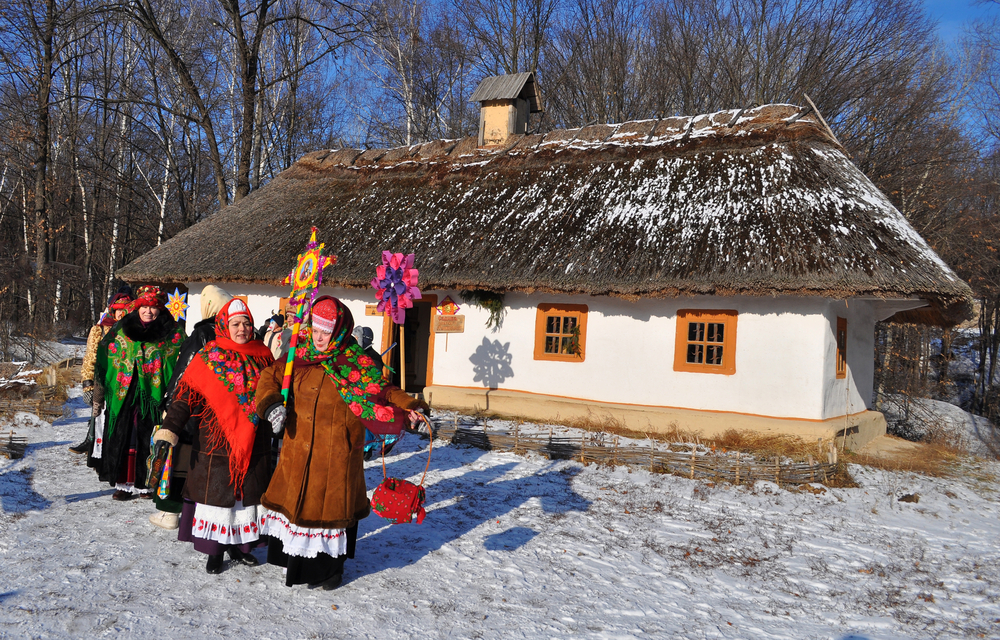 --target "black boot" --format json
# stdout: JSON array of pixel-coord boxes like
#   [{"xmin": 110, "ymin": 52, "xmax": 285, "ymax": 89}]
[
  {"xmin": 228, "ymin": 547, "xmax": 259, "ymax": 566},
  {"xmin": 320, "ymin": 570, "xmax": 343, "ymax": 590},
  {"xmin": 69, "ymin": 418, "xmax": 96, "ymax": 454},
  {"xmin": 206, "ymin": 554, "xmax": 225, "ymax": 574},
  {"xmin": 68, "ymin": 437, "xmax": 92, "ymax": 454}
]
